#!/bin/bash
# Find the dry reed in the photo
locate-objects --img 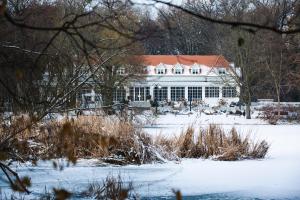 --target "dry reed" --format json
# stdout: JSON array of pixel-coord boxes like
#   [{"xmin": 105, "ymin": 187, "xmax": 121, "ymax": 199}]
[
  {"xmin": 1, "ymin": 115, "xmax": 269, "ymax": 164},
  {"xmin": 156, "ymin": 124, "xmax": 269, "ymax": 161}
]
